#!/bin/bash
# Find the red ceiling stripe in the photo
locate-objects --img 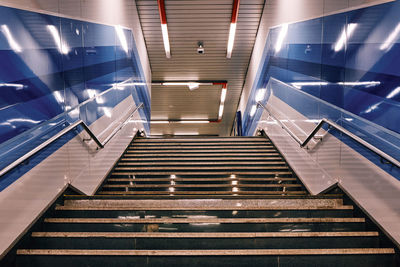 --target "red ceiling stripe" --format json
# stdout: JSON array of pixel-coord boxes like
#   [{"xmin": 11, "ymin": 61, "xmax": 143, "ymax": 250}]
[
  {"xmin": 230, "ymin": 0, "xmax": 240, "ymax": 24},
  {"xmin": 157, "ymin": 0, "xmax": 167, "ymax": 24}
]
